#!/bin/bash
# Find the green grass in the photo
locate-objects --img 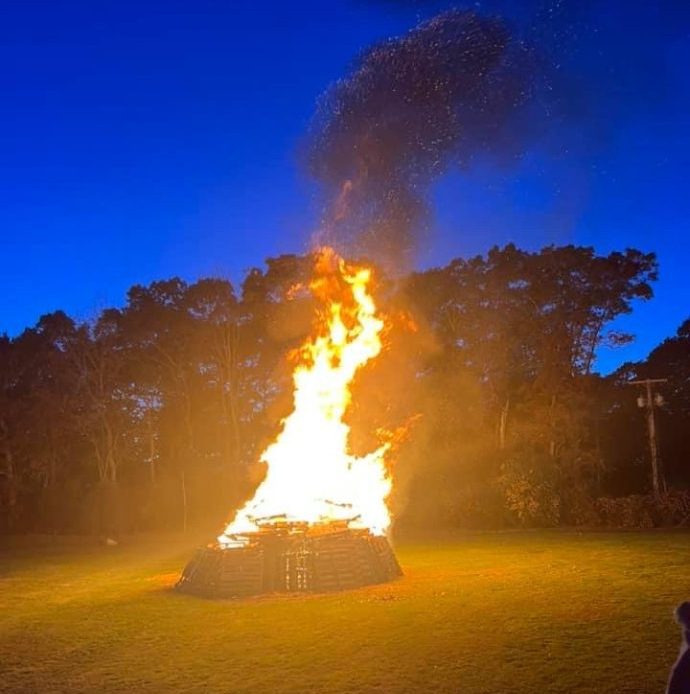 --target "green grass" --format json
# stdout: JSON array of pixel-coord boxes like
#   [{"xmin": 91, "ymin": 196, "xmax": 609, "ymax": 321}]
[{"xmin": 1, "ymin": 530, "xmax": 687, "ymax": 693}]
